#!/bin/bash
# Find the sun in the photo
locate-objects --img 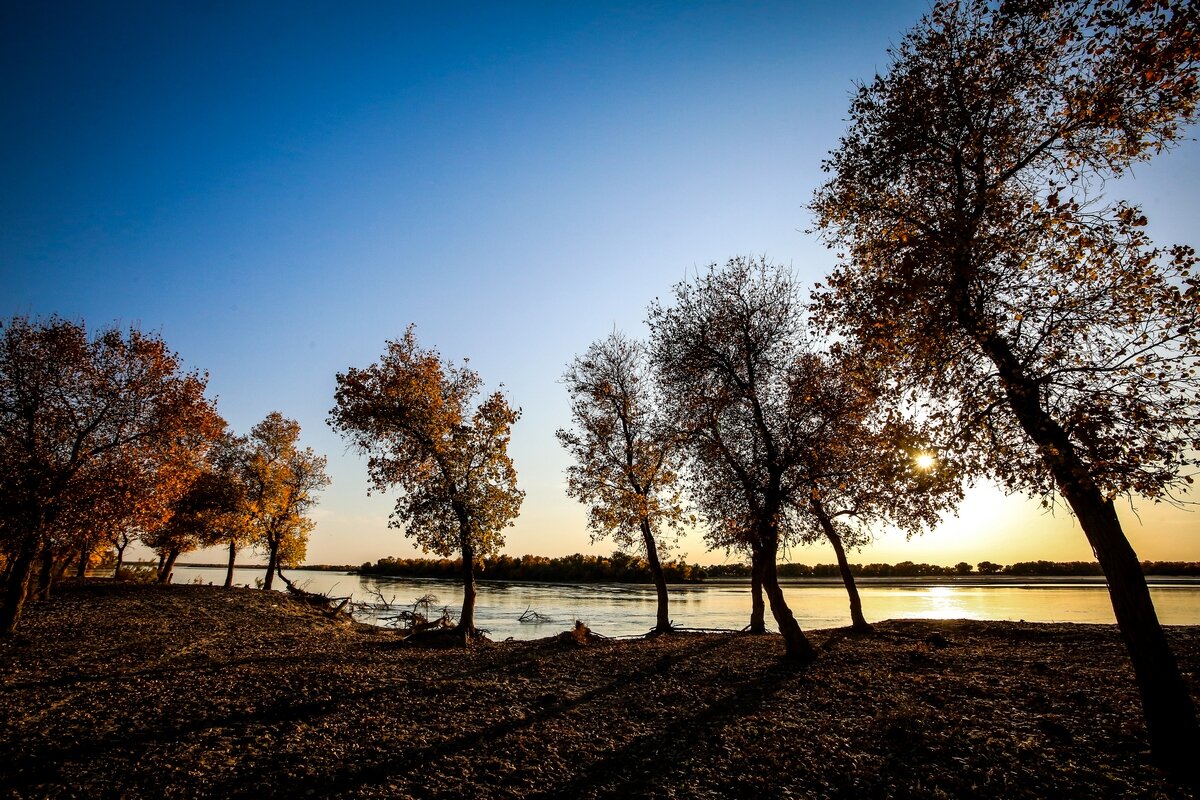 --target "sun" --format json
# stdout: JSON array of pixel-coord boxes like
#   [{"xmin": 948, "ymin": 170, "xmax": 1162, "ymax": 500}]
[{"xmin": 914, "ymin": 453, "xmax": 936, "ymax": 470}]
